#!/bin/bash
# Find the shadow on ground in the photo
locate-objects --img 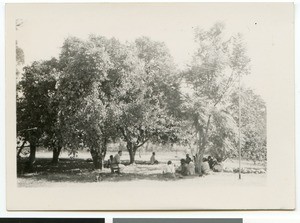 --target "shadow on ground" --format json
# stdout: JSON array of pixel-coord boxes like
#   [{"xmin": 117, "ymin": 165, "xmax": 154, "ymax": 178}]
[{"xmin": 17, "ymin": 158, "xmax": 184, "ymax": 183}]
